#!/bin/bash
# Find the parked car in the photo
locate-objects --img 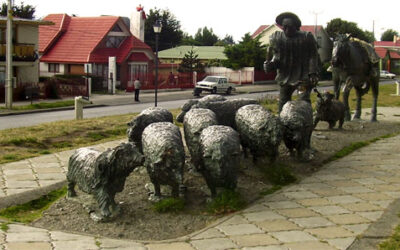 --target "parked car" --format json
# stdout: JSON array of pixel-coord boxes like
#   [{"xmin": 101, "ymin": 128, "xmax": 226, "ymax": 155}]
[
  {"xmin": 380, "ymin": 70, "xmax": 396, "ymax": 79},
  {"xmin": 194, "ymin": 76, "xmax": 236, "ymax": 96}
]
